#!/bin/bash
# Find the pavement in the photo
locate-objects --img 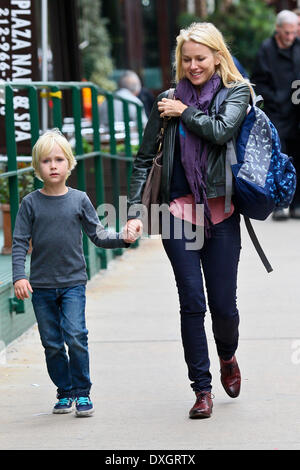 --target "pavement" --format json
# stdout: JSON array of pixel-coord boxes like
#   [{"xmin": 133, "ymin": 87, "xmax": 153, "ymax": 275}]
[{"xmin": 0, "ymin": 215, "xmax": 300, "ymax": 451}]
